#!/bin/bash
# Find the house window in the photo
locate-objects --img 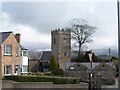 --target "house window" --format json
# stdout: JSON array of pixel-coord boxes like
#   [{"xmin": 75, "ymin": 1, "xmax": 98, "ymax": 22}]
[
  {"xmin": 4, "ymin": 45, "xmax": 12, "ymax": 55},
  {"xmin": 4, "ymin": 66, "xmax": 12, "ymax": 75},
  {"xmin": 14, "ymin": 65, "xmax": 20, "ymax": 75},
  {"xmin": 22, "ymin": 66, "xmax": 28, "ymax": 72},
  {"xmin": 16, "ymin": 47, "xmax": 18, "ymax": 57},
  {"xmin": 23, "ymin": 50, "xmax": 27, "ymax": 56}
]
